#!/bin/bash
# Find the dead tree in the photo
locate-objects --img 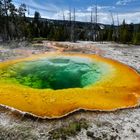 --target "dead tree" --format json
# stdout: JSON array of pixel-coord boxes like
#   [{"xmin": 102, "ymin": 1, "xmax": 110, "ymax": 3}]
[
  {"xmin": 94, "ymin": 2, "xmax": 98, "ymax": 41},
  {"xmin": 90, "ymin": 9, "xmax": 94, "ymax": 41},
  {"xmin": 28, "ymin": 5, "xmax": 30, "ymax": 16},
  {"xmin": 61, "ymin": 9, "xmax": 65, "ymax": 21},
  {"xmin": 69, "ymin": 8, "xmax": 72, "ymax": 41},
  {"xmin": 70, "ymin": 8, "xmax": 76, "ymax": 42},
  {"xmin": 110, "ymin": 11, "xmax": 116, "ymax": 41},
  {"xmin": 116, "ymin": 13, "xmax": 120, "ymax": 41},
  {"xmin": 110, "ymin": 11, "xmax": 115, "ymax": 26}
]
